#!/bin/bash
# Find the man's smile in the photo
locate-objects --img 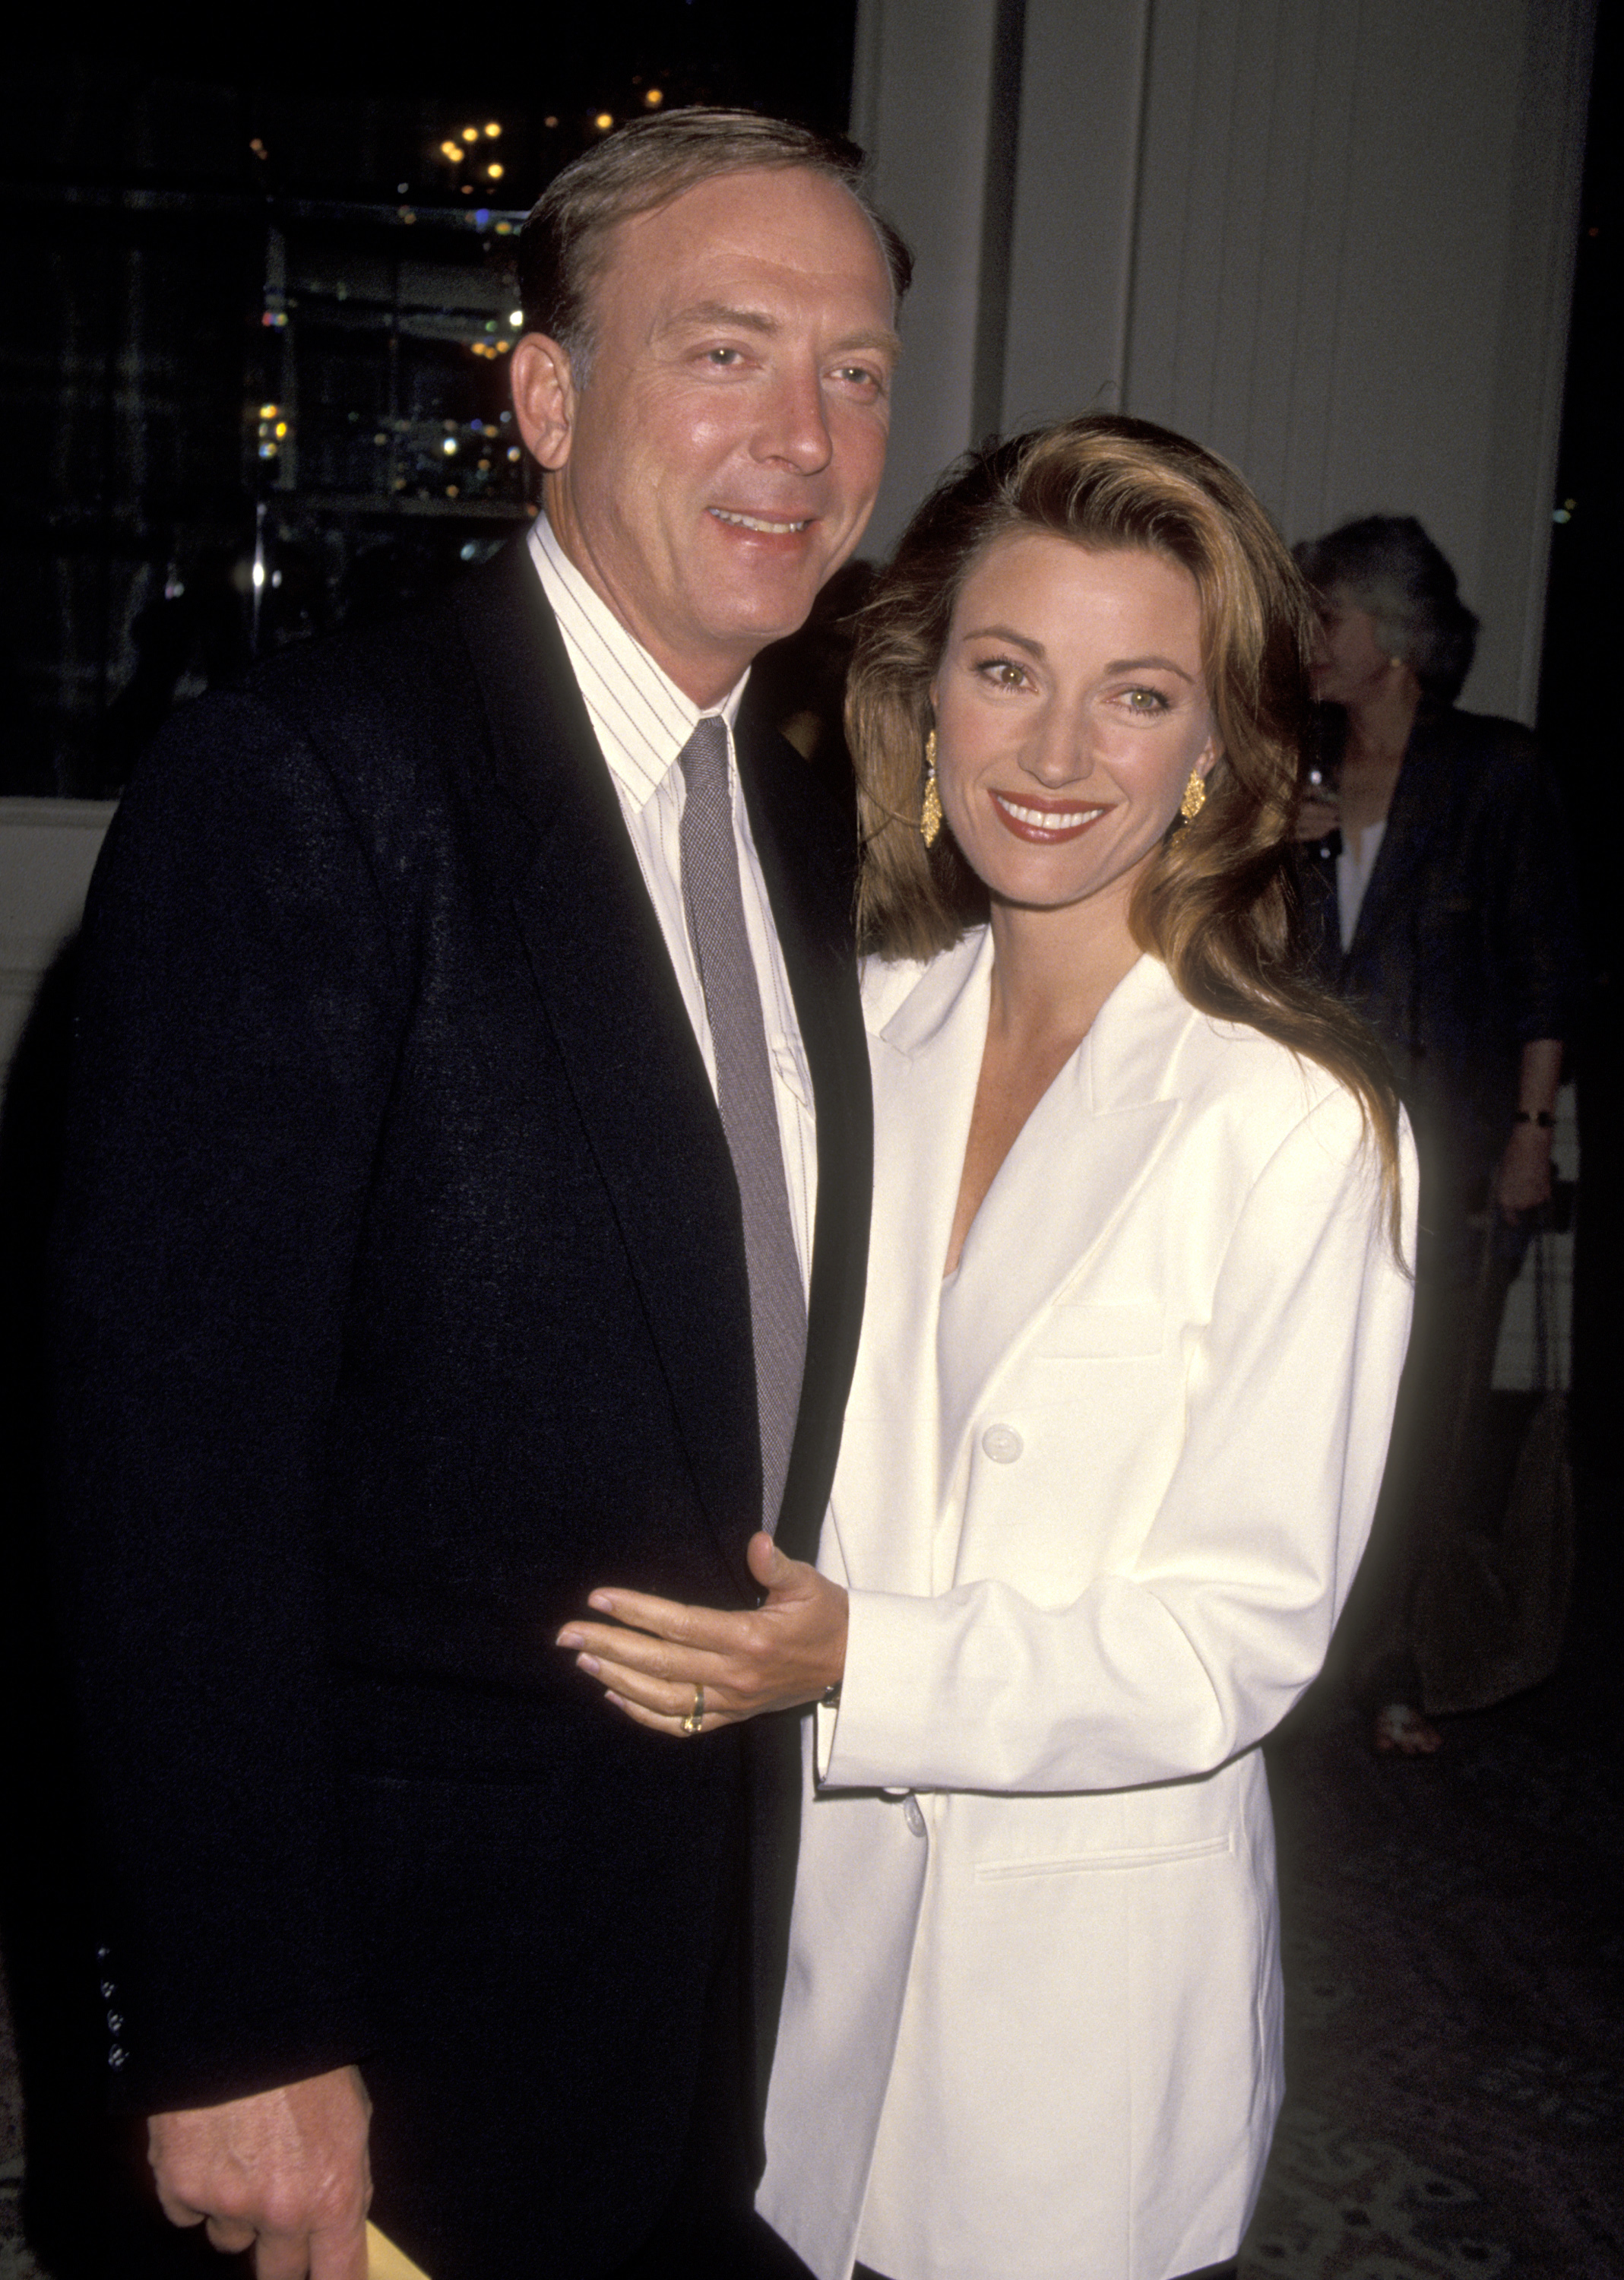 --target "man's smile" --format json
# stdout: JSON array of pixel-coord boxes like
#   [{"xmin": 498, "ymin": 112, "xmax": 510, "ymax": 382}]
[{"xmin": 708, "ymin": 508, "xmax": 813, "ymax": 534}]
